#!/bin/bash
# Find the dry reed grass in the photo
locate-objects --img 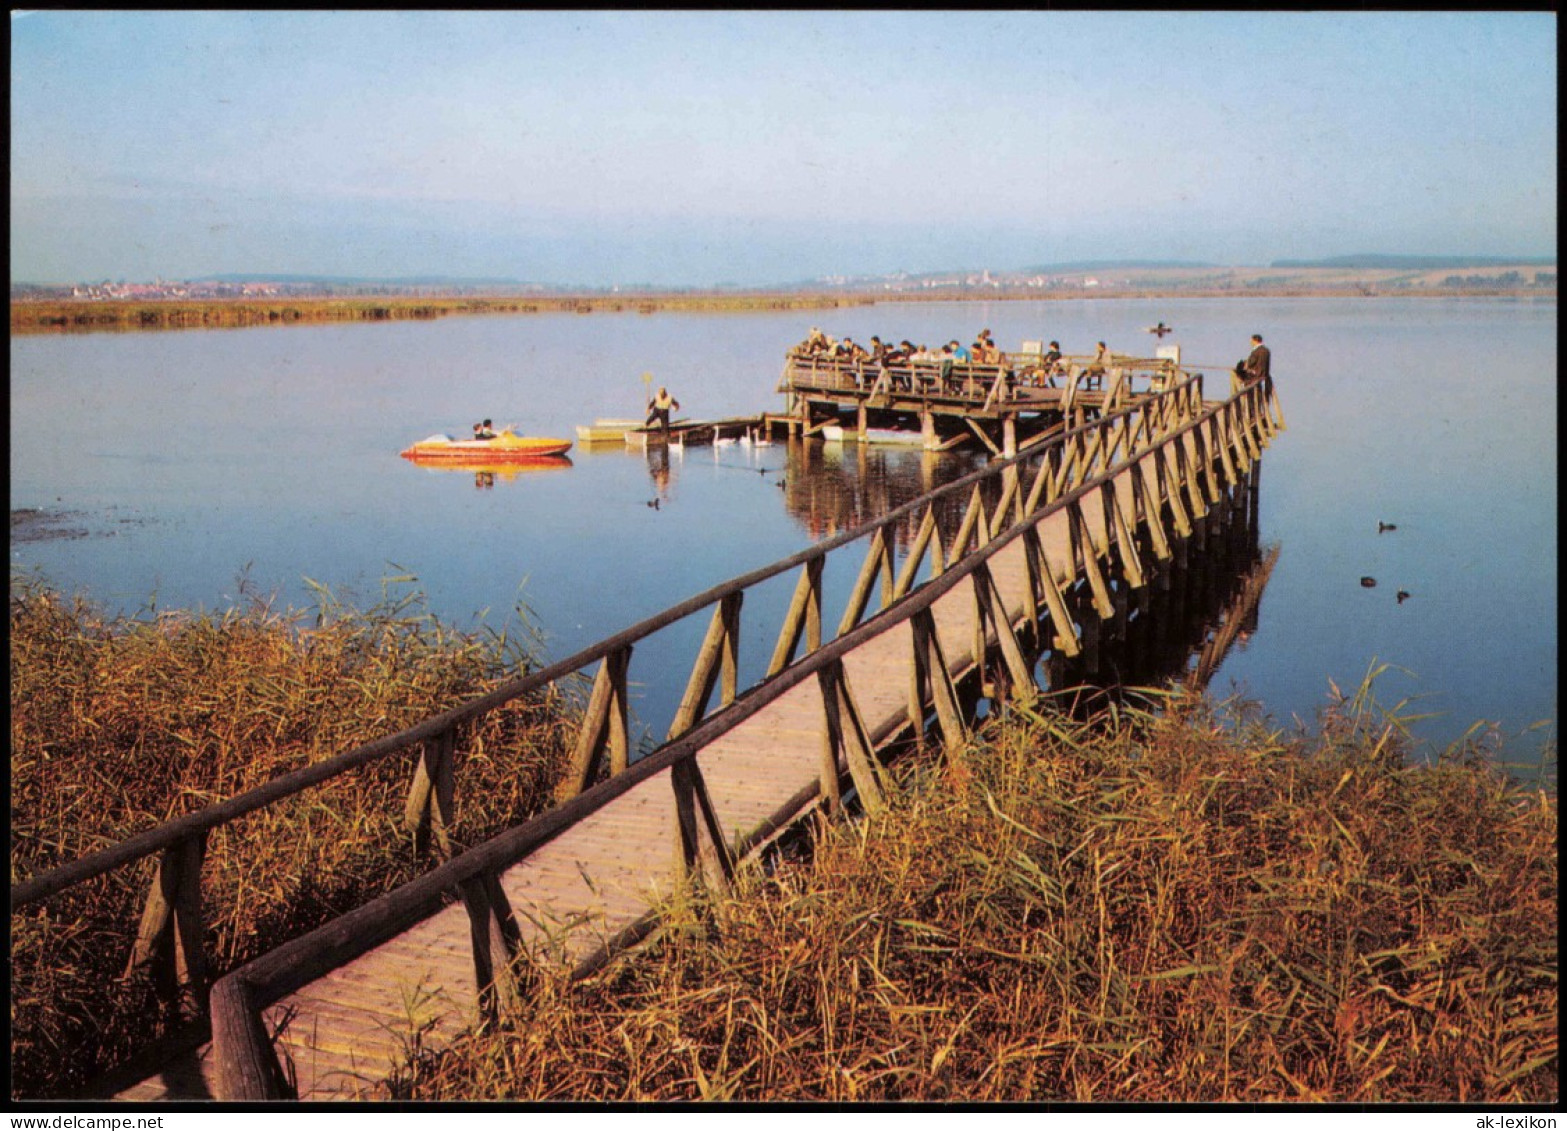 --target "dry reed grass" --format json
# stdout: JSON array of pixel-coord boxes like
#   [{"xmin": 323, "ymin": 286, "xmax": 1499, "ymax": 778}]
[
  {"xmin": 401, "ymin": 687, "xmax": 1557, "ymax": 1103},
  {"xmin": 9, "ymin": 293, "xmax": 874, "ymax": 334},
  {"xmin": 9, "ymin": 574, "xmax": 576, "ymax": 1098}
]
